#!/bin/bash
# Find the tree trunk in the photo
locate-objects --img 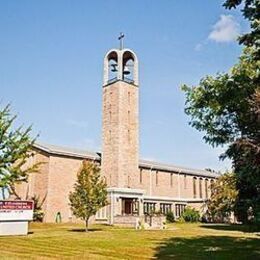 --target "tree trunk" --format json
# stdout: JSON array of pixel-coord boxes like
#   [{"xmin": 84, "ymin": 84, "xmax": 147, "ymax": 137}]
[
  {"xmin": 1, "ymin": 188, "xmax": 5, "ymax": 200},
  {"xmin": 85, "ymin": 218, "xmax": 89, "ymax": 232},
  {"xmin": 9, "ymin": 185, "xmax": 21, "ymax": 200}
]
